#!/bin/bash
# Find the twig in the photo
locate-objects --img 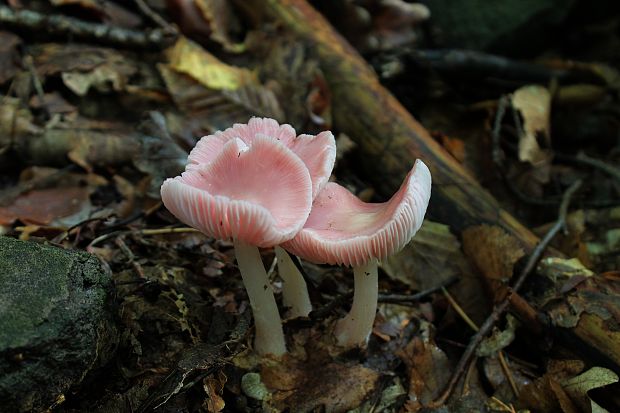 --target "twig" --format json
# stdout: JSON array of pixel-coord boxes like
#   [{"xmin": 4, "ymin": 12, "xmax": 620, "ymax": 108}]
[
  {"xmin": 441, "ymin": 286, "xmax": 478, "ymax": 331},
  {"xmin": 491, "ymin": 95, "xmax": 509, "ymax": 168},
  {"xmin": 133, "ymin": 0, "xmax": 177, "ymax": 33},
  {"xmin": 0, "ymin": 6, "xmax": 176, "ymax": 49},
  {"xmin": 383, "ymin": 49, "xmax": 574, "ymax": 84},
  {"xmin": 115, "ymin": 236, "xmax": 146, "ymax": 279},
  {"xmin": 498, "ymin": 351, "xmax": 519, "ymax": 397},
  {"xmin": 377, "ymin": 276, "xmax": 458, "ymax": 304},
  {"xmin": 430, "ymin": 179, "xmax": 582, "ymax": 407},
  {"xmin": 442, "ymin": 286, "xmax": 519, "ymax": 397},
  {"xmin": 88, "ymin": 227, "xmax": 200, "ymax": 248},
  {"xmin": 310, "ymin": 276, "xmax": 458, "ymax": 321},
  {"xmin": 555, "ymin": 151, "xmax": 620, "ymax": 183},
  {"xmin": 23, "ymin": 55, "xmax": 48, "ymax": 117}
]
